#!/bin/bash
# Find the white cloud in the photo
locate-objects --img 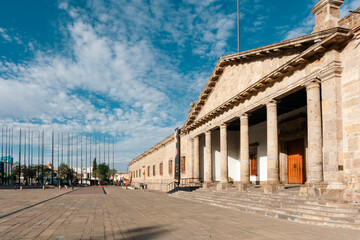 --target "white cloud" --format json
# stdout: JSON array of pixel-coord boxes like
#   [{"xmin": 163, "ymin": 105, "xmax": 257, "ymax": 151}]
[
  {"xmin": 0, "ymin": 28, "xmax": 12, "ymax": 42},
  {"xmin": 284, "ymin": 14, "xmax": 314, "ymax": 40},
  {"xmin": 340, "ymin": 0, "xmax": 360, "ymax": 18},
  {"xmin": 0, "ymin": 0, "xmax": 238, "ymax": 170}
]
